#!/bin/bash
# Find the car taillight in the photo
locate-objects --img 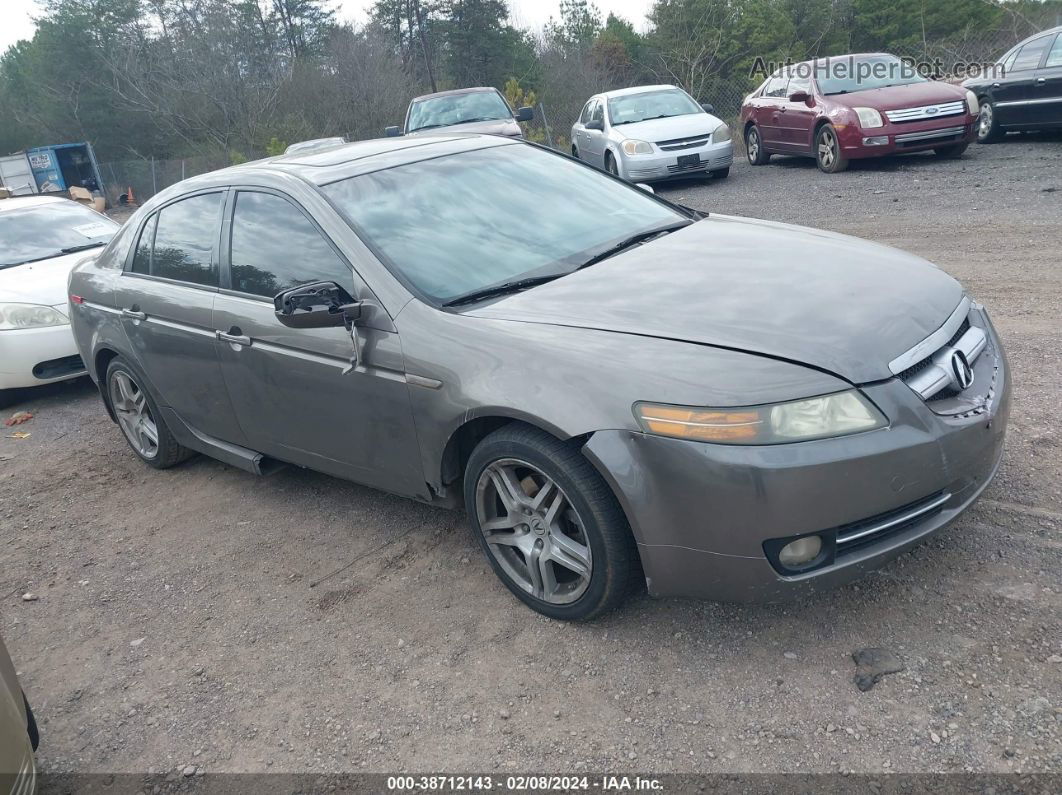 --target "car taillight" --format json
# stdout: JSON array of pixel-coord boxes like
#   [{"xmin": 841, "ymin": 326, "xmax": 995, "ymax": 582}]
[{"xmin": 70, "ymin": 295, "xmax": 84, "ymax": 304}]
